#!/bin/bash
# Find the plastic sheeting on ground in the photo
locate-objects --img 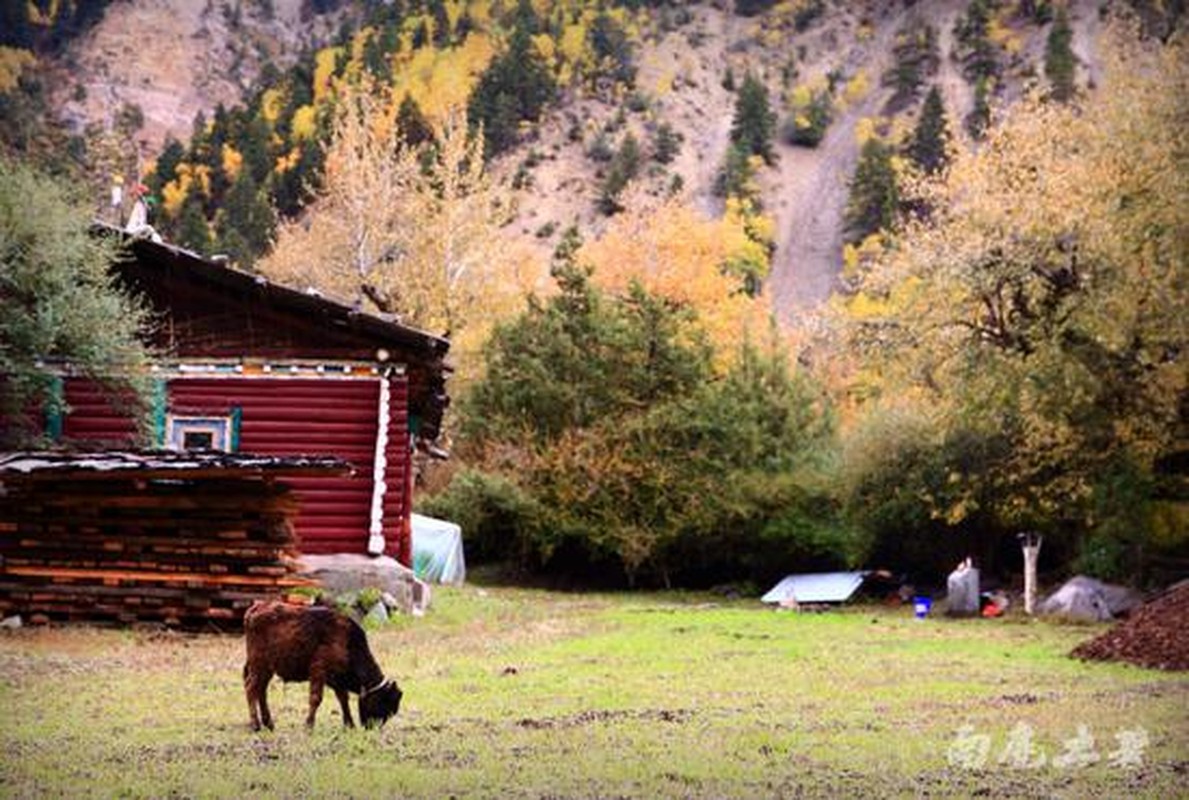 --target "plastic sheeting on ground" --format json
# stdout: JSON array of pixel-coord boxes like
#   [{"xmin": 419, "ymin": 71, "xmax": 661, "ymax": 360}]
[
  {"xmin": 761, "ymin": 571, "xmax": 870, "ymax": 604},
  {"xmin": 411, "ymin": 513, "xmax": 466, "ymax": 585}
]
